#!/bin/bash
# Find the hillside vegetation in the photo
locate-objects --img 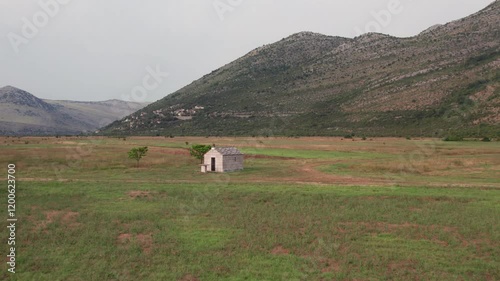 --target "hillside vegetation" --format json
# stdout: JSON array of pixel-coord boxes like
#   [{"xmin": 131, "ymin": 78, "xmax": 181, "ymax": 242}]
[{"xmin": 104, "ymin": 1, "xmax": 500, "ymax": 137}]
